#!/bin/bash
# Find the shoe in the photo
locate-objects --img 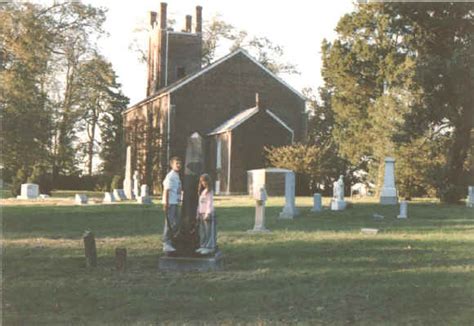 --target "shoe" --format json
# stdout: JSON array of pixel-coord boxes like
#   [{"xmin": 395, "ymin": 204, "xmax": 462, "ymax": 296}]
[
  {"xmin": 195, "ymin": 248, "xmax": 204, "ymax": 253},
  {"xmin": 163, "ymin": 243, "xmax": 176, "ymax": 252},
  {"xmin": 200, "ymin": 248, "xmax": 213, "ymax": 255}
]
